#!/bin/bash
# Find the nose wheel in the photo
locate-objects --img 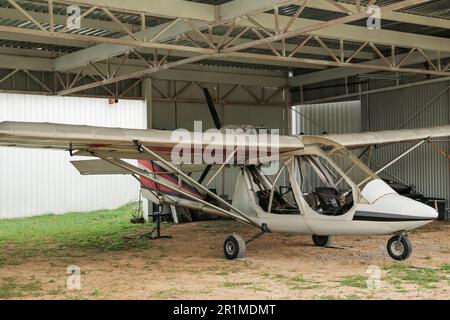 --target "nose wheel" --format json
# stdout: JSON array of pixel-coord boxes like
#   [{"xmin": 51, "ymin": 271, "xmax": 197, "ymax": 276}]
[
  {"xmin": 224, "ymin": 234, "xmax": 246, "ymax": 260},
  {"xmin": 312, "ymin": 235, "xmax": 332, "ymax": 247},
  {"xmin": 387, "ymin": 234, "xmax": 412, "ymax": 261}
]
